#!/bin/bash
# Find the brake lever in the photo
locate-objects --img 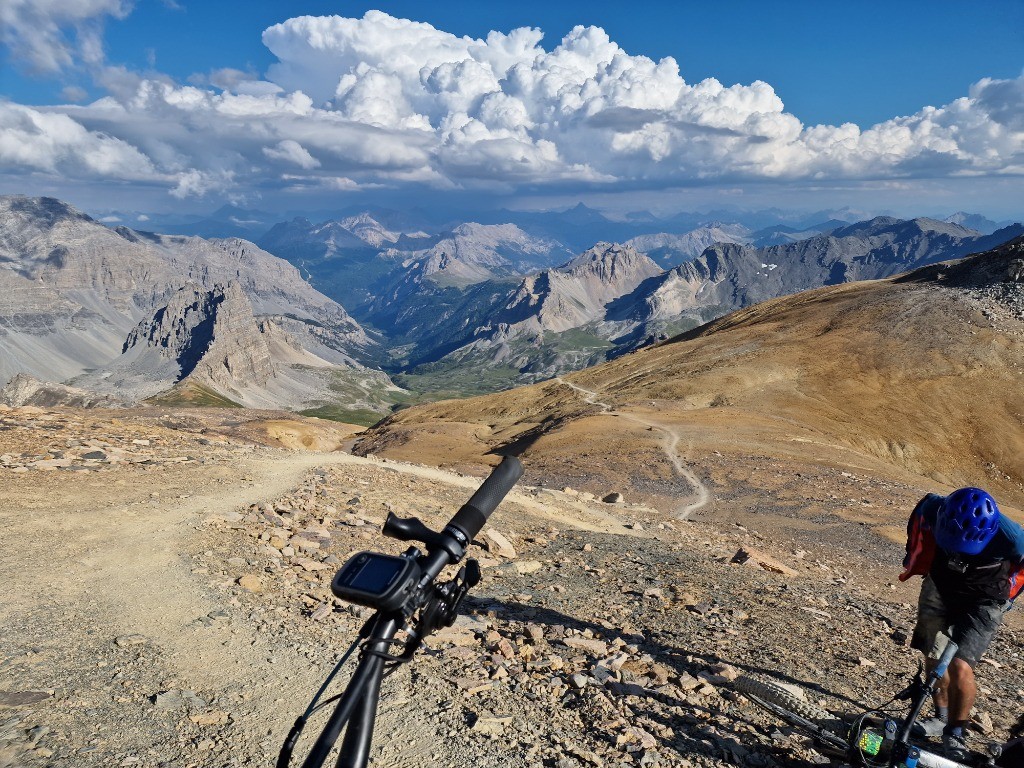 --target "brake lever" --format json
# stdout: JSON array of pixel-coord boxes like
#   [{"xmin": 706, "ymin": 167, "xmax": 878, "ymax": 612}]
[{"xmin": 895, "ymin": 662, "xmax": 925, "ymax": 701}]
